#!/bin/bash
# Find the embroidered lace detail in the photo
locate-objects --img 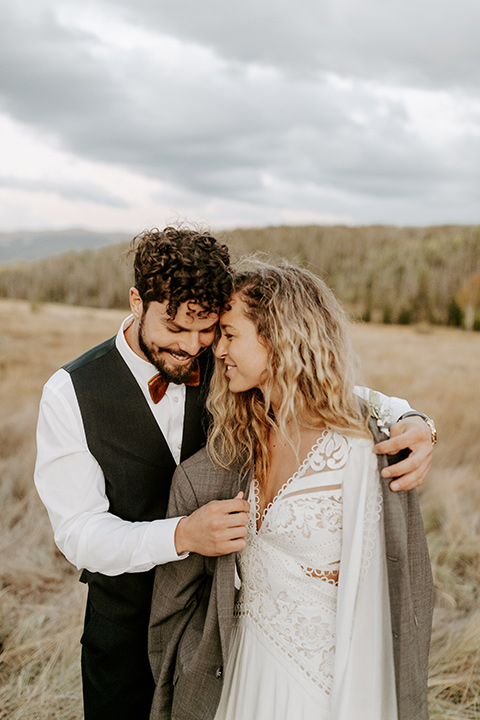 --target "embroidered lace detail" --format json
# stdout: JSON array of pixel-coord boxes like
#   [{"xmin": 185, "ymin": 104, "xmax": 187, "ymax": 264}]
[
  {"xmin": 235, "ymin": 431, "xmax": 351, "ymax": 697},
  {"xmin": 255, "ymin": 430, "xmax": 350, "ymax": 530},
  {"xmin": 309, "ymin": 432, "xmax": 350, "ymax": 473},
  {"xmin": 301, "ymin": 565, "xmax": 339, "ymax": 584}
]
